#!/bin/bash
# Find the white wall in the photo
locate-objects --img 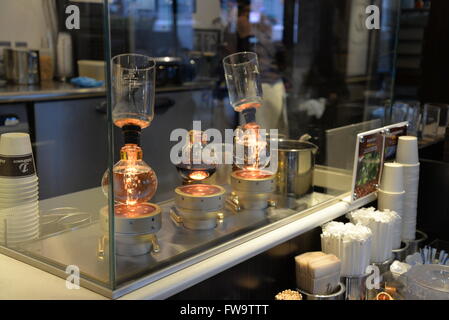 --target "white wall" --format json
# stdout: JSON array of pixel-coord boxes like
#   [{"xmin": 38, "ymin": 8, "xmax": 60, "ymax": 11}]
[
  {"xmin": 193, "ymin": 0, "xmax": 221, "ymax": 29},
  {"xmin": 0, "ymin": 0, "xmax": 49, "ymax": 49}
]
